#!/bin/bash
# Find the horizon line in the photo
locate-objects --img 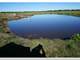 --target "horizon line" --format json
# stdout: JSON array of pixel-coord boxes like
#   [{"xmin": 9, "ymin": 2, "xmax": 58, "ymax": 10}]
[{"xmin": 0, "ymin": 9, "xmax": 80, "ymax": 12}]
